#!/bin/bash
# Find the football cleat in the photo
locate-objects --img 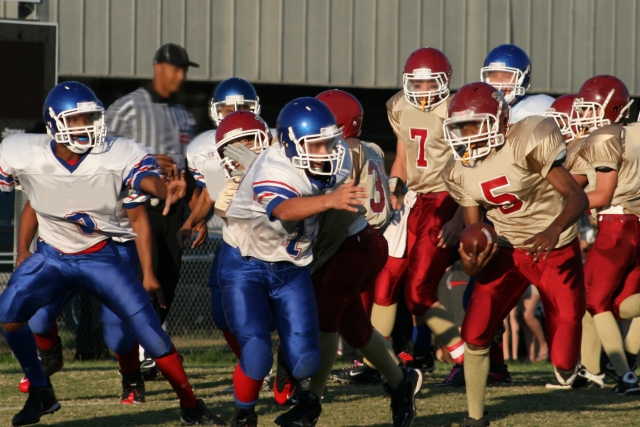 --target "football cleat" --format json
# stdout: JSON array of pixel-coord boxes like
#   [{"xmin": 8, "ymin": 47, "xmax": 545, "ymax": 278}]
[
  {"xmin": 274, "ymin": 390, "xmax": 322, "ymax": 427},
  {"xmin": 437, "ymin": 364, "xmax": 465, "ymax": 387},
  {"xmin": 463, "ymin": 416, "xmax": 491, "ymax": 426},
  {"xmin": 384, "ymin": 367, "xmax": 421, "ymax": 427},
  {"xmin": 487, "ymin": 364, "xmax": 513, "ymax": 386},
  {"xmin": 119, "ymin": 369, "xmax": 145, "ymax": 405},
  {"xmin": 180, "ymin": 399, "xmax": 225, "ymax": 426},
  {"xmin": 140, "ymin": 357, "xmax": 159, "ymax": 381},
  {"xmin": 39, "ymin": 338, "xmax": 64, "ymax": 378},
  {"xmin": 329, "ymin": 360, "xmax": 383, "ymax": 385},
  {"xmin": 274, "ymin": 350, "xmax": 301, "ymax": 406},
  {"xmin": 612, "ymin": 372, "xmax": 640, "ymax": 396},
  {"xmin": 570, "ymin": 368, "xmax": 605, "ymax": 389},
  {"xmin": 602, "ymin": 351, "xmax": 638, "ymax": 381},
  {"xmin": 11, "ymin": 383, "xmax": 60, "ymax": 427},
  {"xmin": 18, "ymin": 377, "xmax": 30, "ymax": 394},
  {"xmin": 398, "ymin": 341, "xmax": 435, "ymax": 374},
  {"xmin": 231, "ymin": 406, "xmax": 258, "ymax": 427},
  {"xmin": 545, "ymin": 365, "xmax": 580, "ymax": 389}
]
